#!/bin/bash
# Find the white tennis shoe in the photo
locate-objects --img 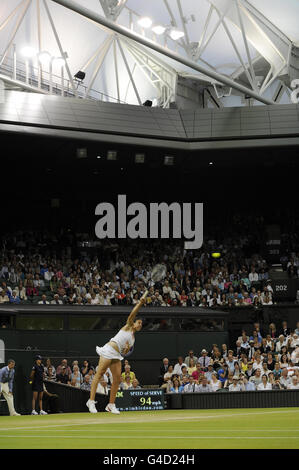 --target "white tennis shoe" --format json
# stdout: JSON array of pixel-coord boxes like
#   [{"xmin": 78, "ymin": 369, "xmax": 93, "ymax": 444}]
[
  {"xmin": 86, "ymin": 399, "xmax": 98, "ymax": 413},
  {"xmin": 31, "ymin": 410, "xmax": 38, "ymax": 415},
  {"xmin": 39, "ymin": 410, "xmax": 48, "ymax": 415},
  {"xmin": 105, "ymin": 403, "xmax": 120, "ymax": 414}
]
